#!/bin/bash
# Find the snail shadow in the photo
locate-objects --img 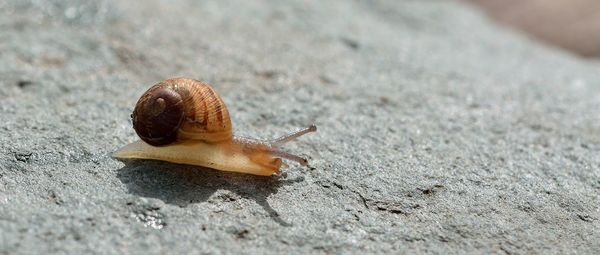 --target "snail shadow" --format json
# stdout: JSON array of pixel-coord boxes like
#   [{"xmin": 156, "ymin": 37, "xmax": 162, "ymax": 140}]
[{"xmin": 116, "ymin": 160, "xmax": 303, "ymax": 226}]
